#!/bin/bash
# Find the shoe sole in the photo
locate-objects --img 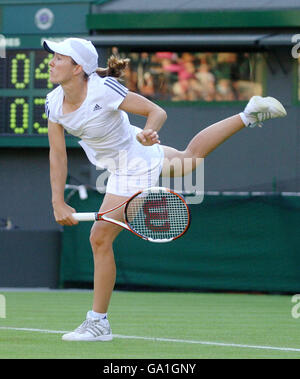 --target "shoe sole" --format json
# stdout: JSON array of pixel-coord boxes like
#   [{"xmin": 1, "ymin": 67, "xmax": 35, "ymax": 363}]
[{"xmin": 62, "ymin": 334, "xmax": 113, "ymax": 342}]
